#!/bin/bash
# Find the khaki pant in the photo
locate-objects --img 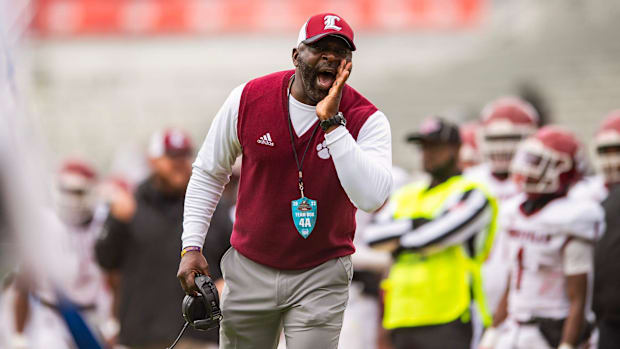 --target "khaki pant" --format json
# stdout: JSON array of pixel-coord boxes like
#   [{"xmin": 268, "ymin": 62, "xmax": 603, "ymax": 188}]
[
  {"xmin": 219, "ymin": 248, "xmax": 352, "ymax": 349},
  {"xmin": 133, "ymin": 338, "xmax": 218, "ymax": 349}
]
